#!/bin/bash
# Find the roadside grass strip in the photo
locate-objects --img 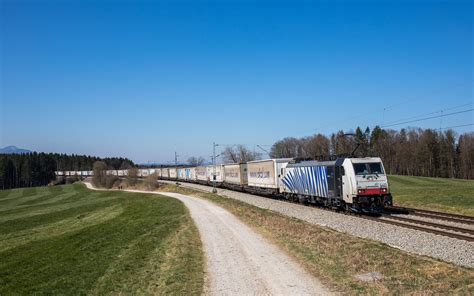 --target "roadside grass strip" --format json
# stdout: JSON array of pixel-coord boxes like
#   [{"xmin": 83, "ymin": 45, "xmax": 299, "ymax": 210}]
[
  {"xmin": 161, "ymin": 184, "xmax": 474, "ymax": 295},
  {"xmin": 0, "ymin": 184, "xmax": 204, "ymax": 295},
  {"xmin": 389, "ymin": 175, "xmax": 474, "ymax": 216}
]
